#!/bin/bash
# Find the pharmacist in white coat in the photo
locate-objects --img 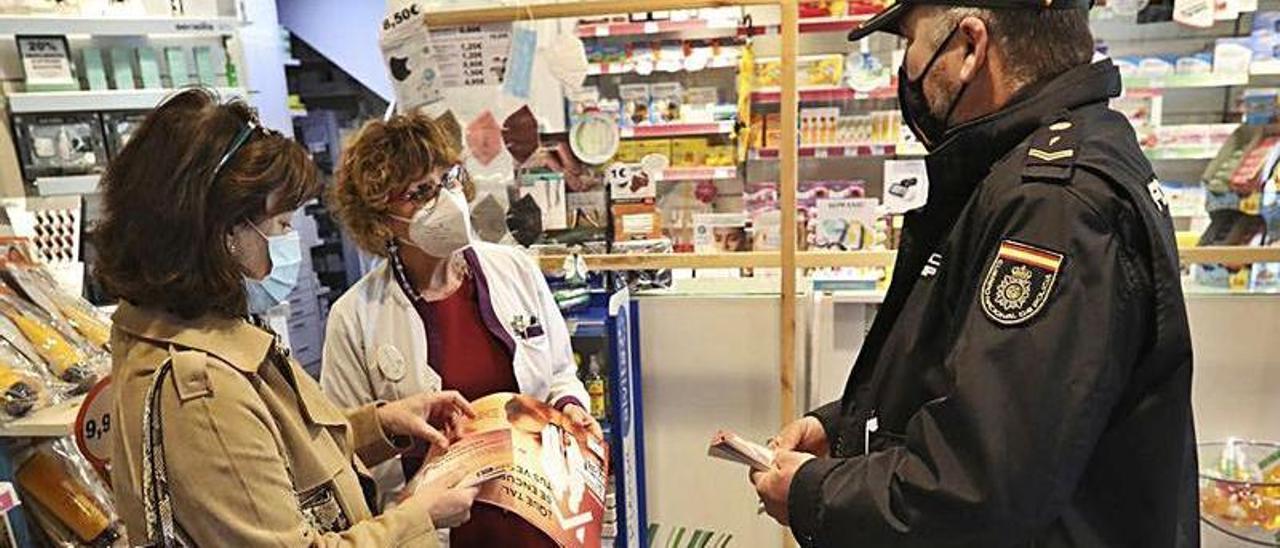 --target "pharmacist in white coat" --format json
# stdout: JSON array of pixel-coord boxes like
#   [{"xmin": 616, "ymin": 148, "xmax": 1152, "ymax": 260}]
[{"xmin": 319, "ymin": 115, "xmax": 595, "ymax": 529}]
